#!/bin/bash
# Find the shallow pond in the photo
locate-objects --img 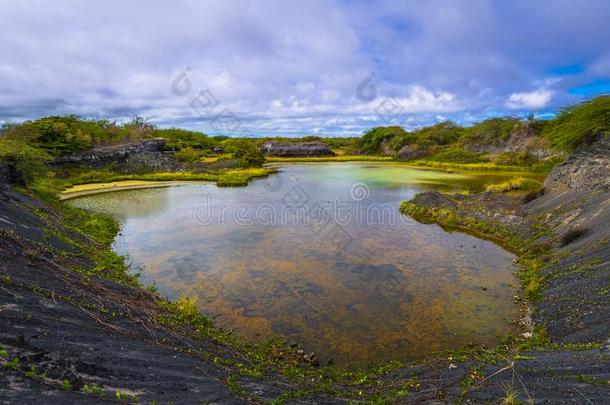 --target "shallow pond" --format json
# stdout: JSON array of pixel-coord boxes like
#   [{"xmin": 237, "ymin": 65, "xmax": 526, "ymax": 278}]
[{"xmin": 69, "ymin": 163, "xmax": 538, "ymax": 368}]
